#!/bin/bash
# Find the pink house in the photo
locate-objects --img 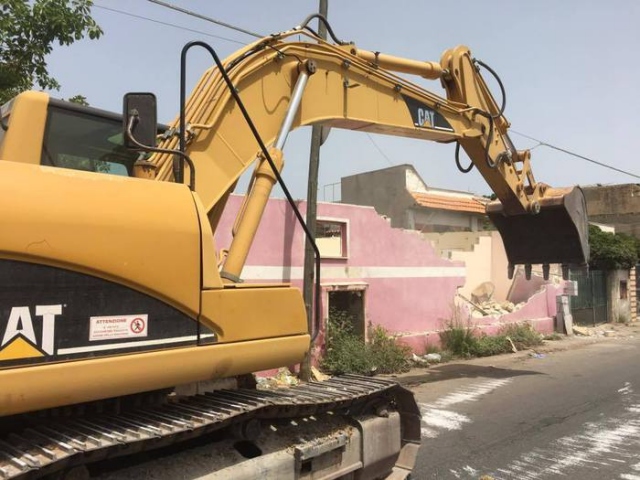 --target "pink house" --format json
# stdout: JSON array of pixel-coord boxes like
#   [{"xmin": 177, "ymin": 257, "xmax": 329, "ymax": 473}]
[{"xmin": 215, "ymin": 195, "xmax": 559, "ymax": 359}]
